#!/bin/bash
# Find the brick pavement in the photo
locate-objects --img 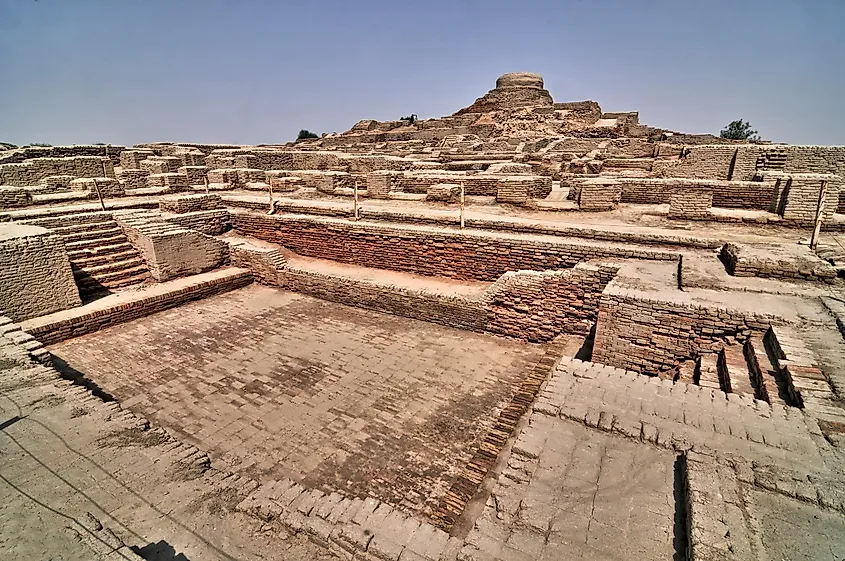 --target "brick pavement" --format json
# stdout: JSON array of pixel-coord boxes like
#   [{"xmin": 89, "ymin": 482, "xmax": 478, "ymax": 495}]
[
  {"xmin": 461, "ymin": 414, "xmax": 678, "ymax": 560},
  {"xmin": 48, "ymin": 285, "xmax": 545, "ymax": 521}
]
